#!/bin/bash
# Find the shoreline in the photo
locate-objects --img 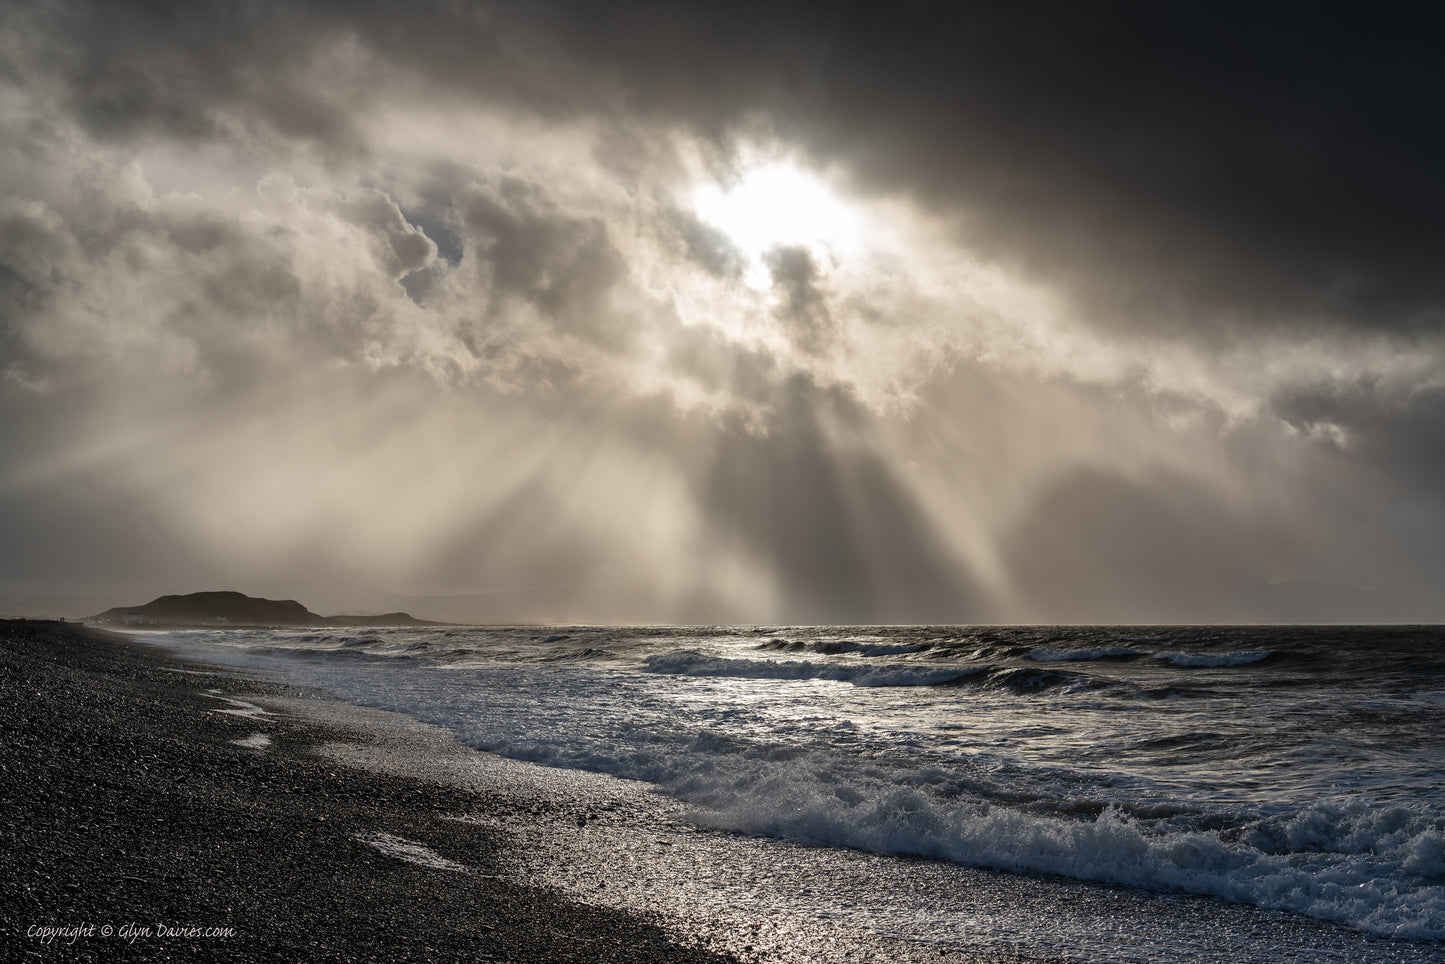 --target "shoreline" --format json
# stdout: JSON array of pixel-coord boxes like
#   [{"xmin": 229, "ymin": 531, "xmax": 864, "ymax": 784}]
[
  {"xmin": 0, "ymin": 619, "xmax": 741, "ymax": 962},
  {"xmin": 7, "ymin": 620, "xmax": 1426, "ymax": 963}
]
